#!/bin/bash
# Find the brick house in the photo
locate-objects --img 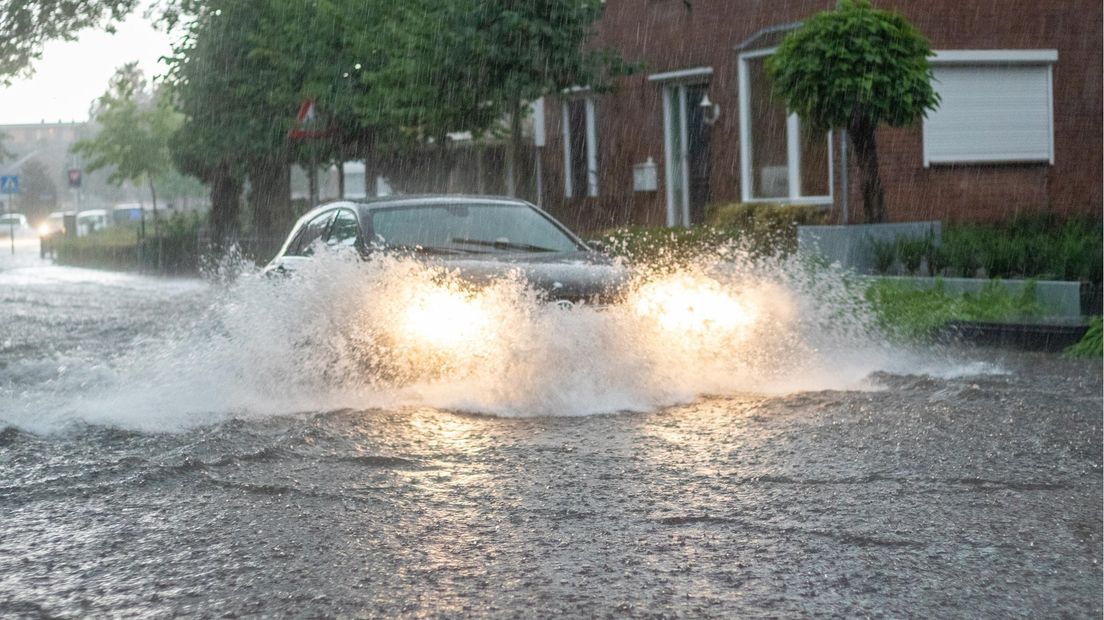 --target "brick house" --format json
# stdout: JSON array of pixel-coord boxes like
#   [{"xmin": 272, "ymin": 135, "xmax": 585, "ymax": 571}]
[{"xmin": 536, "ymin": 0, "xmax": 1103, "ymax": 231}]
